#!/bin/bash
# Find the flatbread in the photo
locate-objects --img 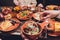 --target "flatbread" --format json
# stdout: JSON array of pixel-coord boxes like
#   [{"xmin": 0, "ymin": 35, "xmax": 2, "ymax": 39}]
[{"xmin": 0, "ymin": 20, "xmax": 12, "ymax": 30}]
